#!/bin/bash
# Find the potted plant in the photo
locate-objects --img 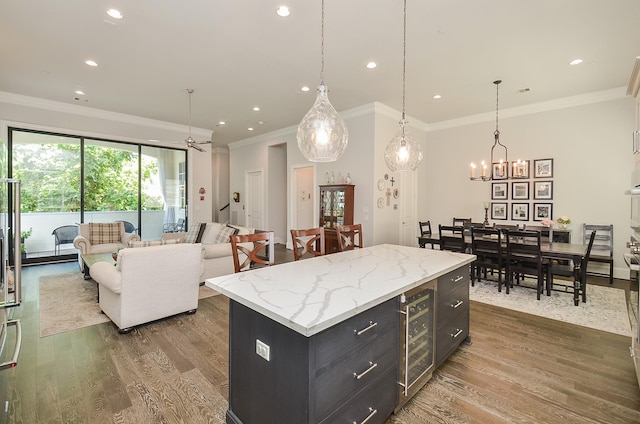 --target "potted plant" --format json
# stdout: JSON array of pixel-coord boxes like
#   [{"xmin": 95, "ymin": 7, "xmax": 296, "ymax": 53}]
[
  {"xmin": 20, "ymin": 227, "xmax": 32, "ymax": 258},
  {"xmin": 556, "ymin": 216, "xmax": 571, "ymax": 230}
]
